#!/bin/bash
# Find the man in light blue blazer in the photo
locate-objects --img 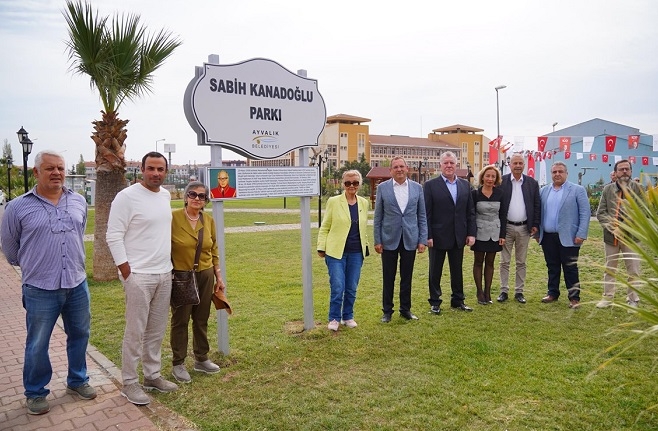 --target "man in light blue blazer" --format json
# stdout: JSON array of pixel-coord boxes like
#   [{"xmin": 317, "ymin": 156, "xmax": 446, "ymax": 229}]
[
  {"xmin": 374, "ymin": 157, "xmax": 428, "ymax": 322},
  {"xmin": 538, "ymin": 162, "xmax": 590, "ymax": 308}
]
